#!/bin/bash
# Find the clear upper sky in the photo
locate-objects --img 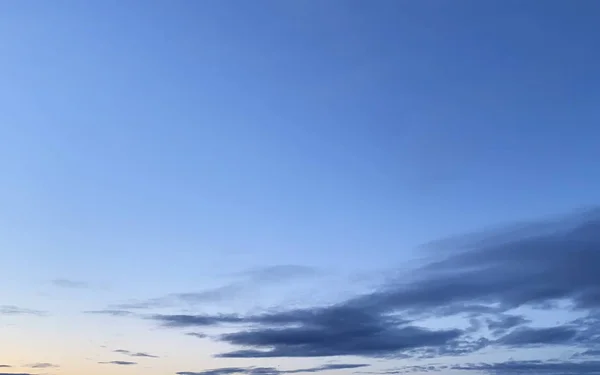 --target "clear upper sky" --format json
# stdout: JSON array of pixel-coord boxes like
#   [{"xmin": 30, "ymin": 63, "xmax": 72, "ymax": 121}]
[{"xmin": 1, "ymin": 1, "xmax": 600, "ymax": 375}]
